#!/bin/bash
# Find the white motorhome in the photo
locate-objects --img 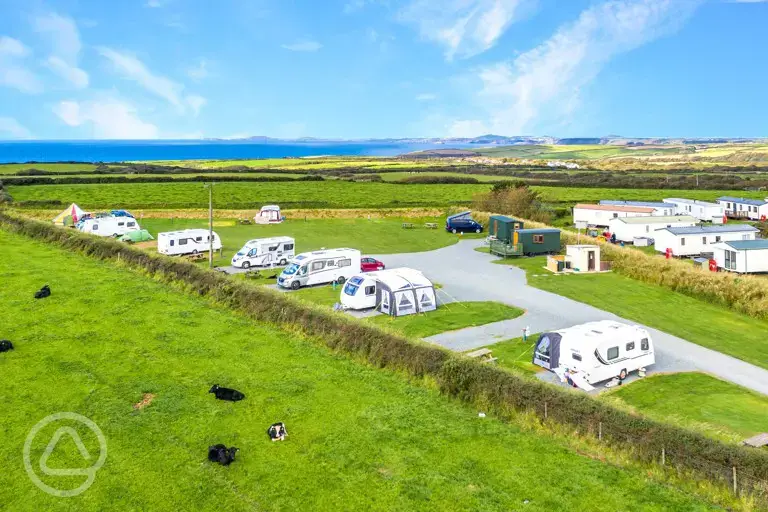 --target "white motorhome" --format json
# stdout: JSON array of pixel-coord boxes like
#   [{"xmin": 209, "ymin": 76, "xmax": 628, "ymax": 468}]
[
  {"xmin": 231, "ymin": 237, "xmax": 295, "ymax": 268},
  {"xmin": 340, "ymin": 268, "xmax": 437, "ymax": 316},
  {"xmin": 533, "ymin": 320, "xmax": 655, "ymax": 386},
  {"xmin": 157, "ymin": 229, "xmax": 222, "ymax": 256},
  {"xmin": 278, "ymin": 248, "xmax": 361, "ymax": 290},
  {"xmin": 78, "ymin": 216, "xmax": 140, "ymax": 238}
]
